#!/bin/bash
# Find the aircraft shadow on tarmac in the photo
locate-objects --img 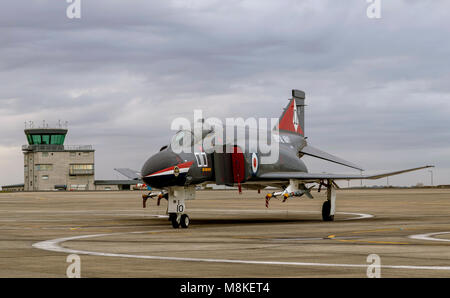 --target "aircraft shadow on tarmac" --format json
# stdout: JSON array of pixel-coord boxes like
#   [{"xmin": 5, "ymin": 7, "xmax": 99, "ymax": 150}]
[{"xmin": 118, "ymin": 216, "xmax": 374, "ymax": 226}]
